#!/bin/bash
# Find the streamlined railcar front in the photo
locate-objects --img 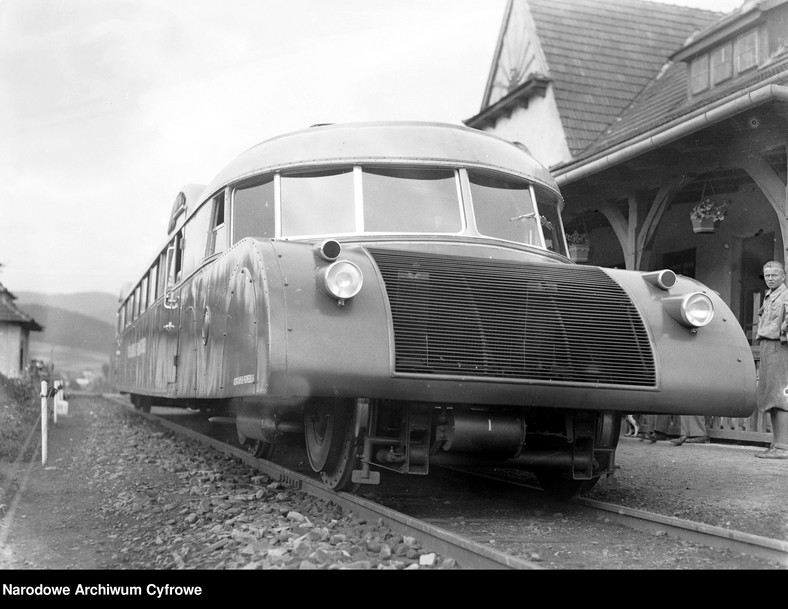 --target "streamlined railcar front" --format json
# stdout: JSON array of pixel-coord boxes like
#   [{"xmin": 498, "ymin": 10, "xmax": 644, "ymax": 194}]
[{"xmin": 117, "ymin": 122, "xmax": 756, "ymax": 497}]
